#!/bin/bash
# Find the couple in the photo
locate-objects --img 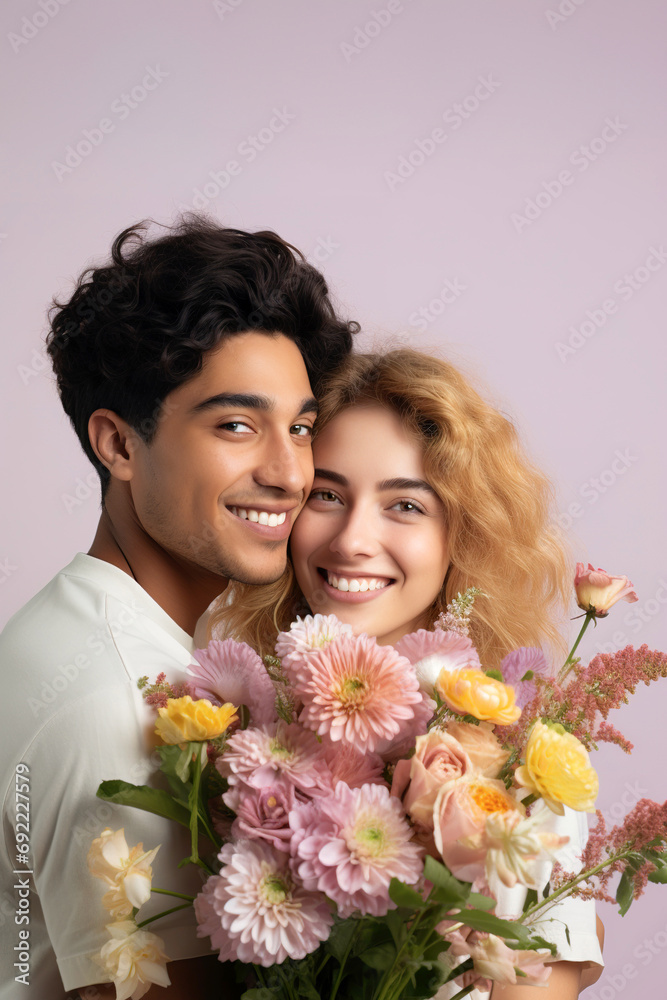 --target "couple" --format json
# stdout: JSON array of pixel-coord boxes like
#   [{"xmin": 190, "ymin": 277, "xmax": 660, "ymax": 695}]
[{"xmin": 0, "ymin": 216, "xmax": 601, "ymax": 1000}]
